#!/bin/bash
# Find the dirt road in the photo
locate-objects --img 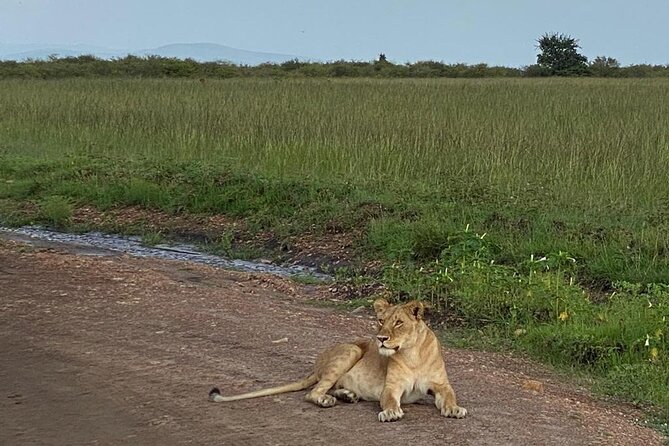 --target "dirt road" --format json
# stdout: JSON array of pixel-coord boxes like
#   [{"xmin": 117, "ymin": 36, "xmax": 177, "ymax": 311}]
[{"xmin": 0, "ymin": 239, "xmax": 663, "ymax": 445}]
